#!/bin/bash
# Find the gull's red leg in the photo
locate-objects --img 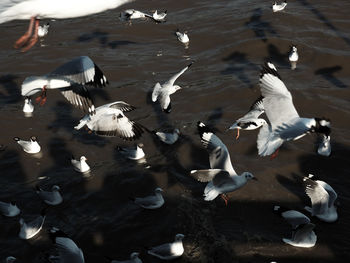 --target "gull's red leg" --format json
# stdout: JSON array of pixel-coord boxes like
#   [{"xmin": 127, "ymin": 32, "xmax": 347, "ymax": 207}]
[
  {"xmin": 221, "ymin": 194, "xmax": 229, "ymax": 206},
  {"xmin": 236, "ymin": 129, "xmax": 240, "ymax": 140},
  {"xmin": 21, "ymin": 19, "xmax": 40, "ymax": 52},
  {"xmin": 270, "ymin": 148, "xmax": 279, "ymax": 160},
  {"xmin": 14, "ymin": 16, "xmax": 35, "ymax": 49}
]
